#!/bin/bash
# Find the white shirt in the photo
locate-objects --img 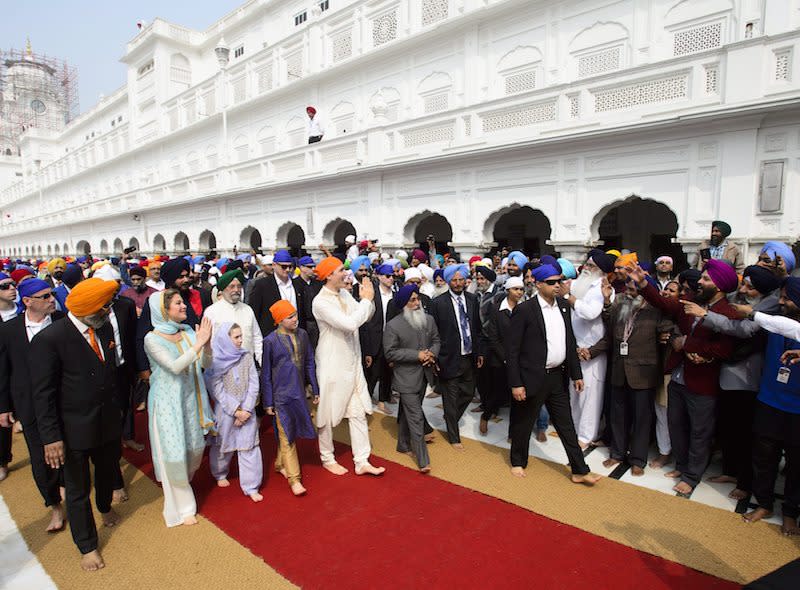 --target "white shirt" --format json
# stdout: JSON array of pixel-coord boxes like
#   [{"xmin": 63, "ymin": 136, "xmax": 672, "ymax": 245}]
[
  {"xmin": 754, "ymin": 311, "xmax": 800, "ymax": 342},
  {"xmin": 308, "ymin": 116, "xmax": 325, "ymax": 137},
  {"xmin": 571, "ymin": 278, "xmax": 606, "ymax": 349},
  {"xmin": 146, "ymin": 278, "xmax": 165, "ymax": 291},
  {"xmin": 108, "ymin": 307, "xmax": 124, "ymax": 367},
  {"xmin": 203, "ymin": 298, "xmax": 264, "ymax": 365},
  {"xmin": 538, "ymin": 296, "xmax": 566, "ymax": 369},
  {"xmin": 379, "ymin": 286, "xmax": 393, "ymax": 328},
  {"xmin": 68, "ymin": 312, "xmax": 105, "ymax": 361},
  {"xmin": 275, "ymin": 274, "xmax": 297, "ymax": 309},
  {"xmin": 449, "ymin": 290, "xmax": 472, "ymax": 355},
  {"xmin": 0, "ymin": 306, "xmax": 17, "ymax": 323},
  {"xmin": 25, "ymin": 312, "xmax": 52, "ymax": 342},
  {"xmin": 499, "ymin": 297, "xmax": 514, "ymax": 312}
]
